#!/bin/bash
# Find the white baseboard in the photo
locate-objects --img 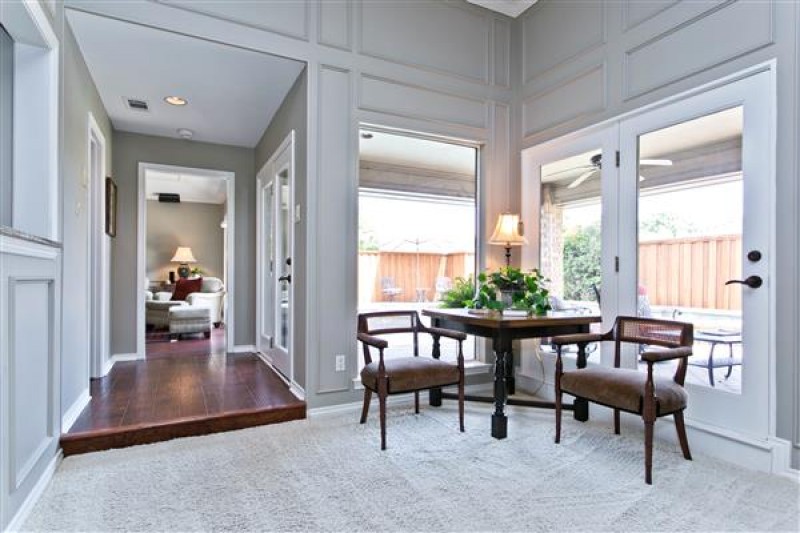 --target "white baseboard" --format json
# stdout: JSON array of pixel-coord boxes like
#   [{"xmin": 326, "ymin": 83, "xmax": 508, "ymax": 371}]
[
  {"xmin": 308, "ymin": 395, "xmax": 415, "ymax": 418},
  {"xmin": 230, "ymin": 344, "xmax": 256, "ymax": 354},
  {"xmin": 253, "ymin": 351, "xmax": 305, "ymax": 400},
  {"xmin": 103, "ymin": 352, "xmax": 144, "ymax": 375},
  {"xmin": 5, "ymin": 451, "xmax": 62, "ymax": 533},
  {"xmin": 61, "ymin": 388, "xmax": 90, "ymax": 433}
]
